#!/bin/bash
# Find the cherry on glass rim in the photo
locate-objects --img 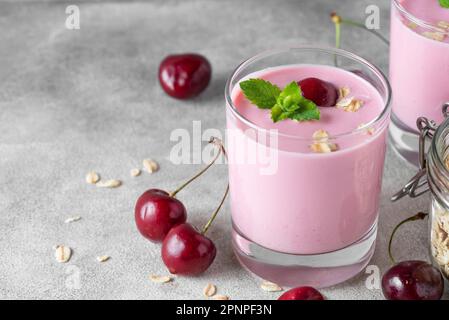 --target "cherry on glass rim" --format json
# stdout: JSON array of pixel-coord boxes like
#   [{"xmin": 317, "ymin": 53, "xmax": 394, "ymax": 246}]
[
  {"xmin": 297, "ymin": 77, "xmax": 338, "ymax": 108},
  {"xmin": 278, "ymin": 286, "xmax": 324, "ymax": 300},
  {"xmin": 158, "ymin": 53, "xmax": 211, "ymax": 99}
]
